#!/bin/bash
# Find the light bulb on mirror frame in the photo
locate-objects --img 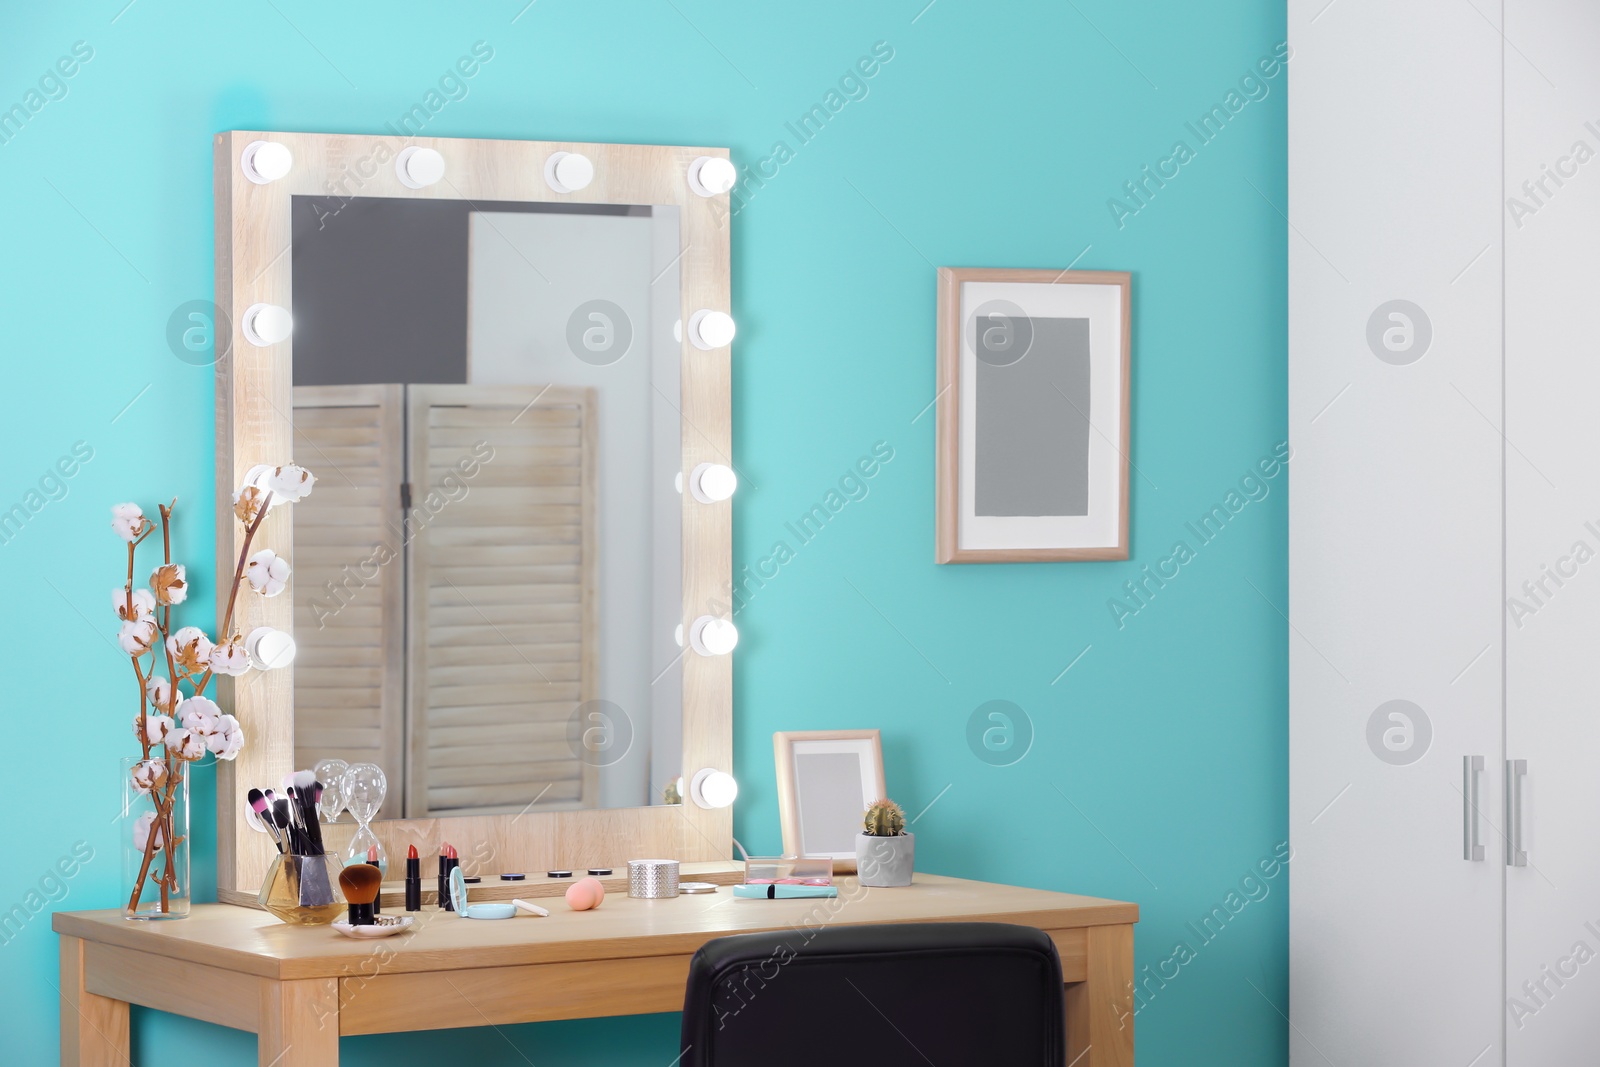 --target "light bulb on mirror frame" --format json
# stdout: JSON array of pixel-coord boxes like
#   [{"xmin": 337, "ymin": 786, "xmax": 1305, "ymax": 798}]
[
  {"xmin": 688, "ymin": 309, "xmax": 736, "ymax": 351},
  {"xmin": 688, "ymin": 615, "xmax": 738, "ymax": 657},
  {"xmin": 244, "ymin": 626, "xmax": 296, "ymax": 669},
  {"xmin": 240, "ymin": 140, "xmax": 294, "ymax": 184},
  {"xmin": 687, "ymin": 155, "xmax": 737, "ymax": 197},
  {"xmin": 689, "ymin": 462, "xmax": 737, "ymax": 504},
  {"xmin": 690, "ymin": 768, "xmax": 738, "ymax": 809},
  {"xmin": 396, "ymin": 146, "xmax": 446, "ymax": 189},
  {"xmin": 545, "ymin": 151, "xmax": 595, "ymax": 193},
  {"xmin": 242, "ymin": 303, "xmax": 293, "ymax": 347}
]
